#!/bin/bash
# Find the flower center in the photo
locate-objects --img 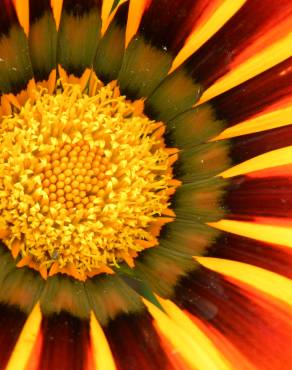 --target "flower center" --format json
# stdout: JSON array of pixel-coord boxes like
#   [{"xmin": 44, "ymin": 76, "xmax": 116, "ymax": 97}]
[{"xmin": 0, "ymin": 80, "xmax": 179, "ymax": 280}]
